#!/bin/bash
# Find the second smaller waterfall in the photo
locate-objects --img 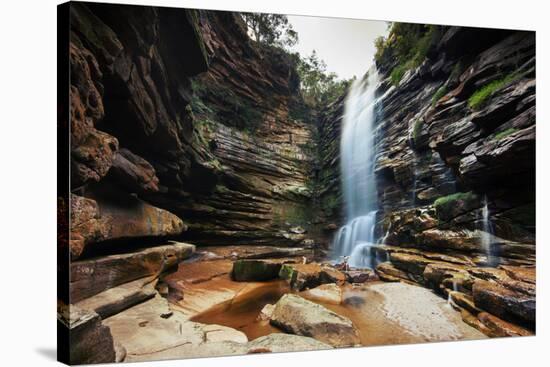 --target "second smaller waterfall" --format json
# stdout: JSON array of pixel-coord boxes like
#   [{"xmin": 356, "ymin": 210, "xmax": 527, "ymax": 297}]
[{"xmin": 481, "ymin": 196, "xmax": 499, "ymax": 267}]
